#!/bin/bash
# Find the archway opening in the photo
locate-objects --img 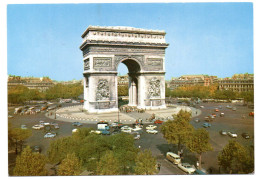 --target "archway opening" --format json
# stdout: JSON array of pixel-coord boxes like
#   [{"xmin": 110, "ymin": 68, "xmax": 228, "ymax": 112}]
[{"xmin": 117, "ymin": 59, "xmax": 141, "ymax": 107}]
